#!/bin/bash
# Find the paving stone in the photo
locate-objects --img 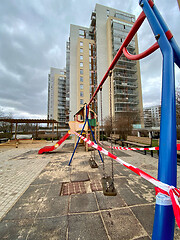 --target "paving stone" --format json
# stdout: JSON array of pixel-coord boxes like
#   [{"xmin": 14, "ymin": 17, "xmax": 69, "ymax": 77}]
[
  {"xmin": 71, "ymin": 171, "xmax": 89, "ymax": 182},
  {"xmin": 70, "ymin": 192, "xmax": 98, "ymax": 213},
  {"xmin": 3, "ymin": 202, "xmax": 39, "ymax": 220},
  {"xmin": 114, "ymin": 164, "xmax": 134, "ymax": 177},
  {"xmin": 119, "ymin": 186, "xmax": 153, "ymax": 206},
  {"xmin": 101, "ymin": 209, "xmax": 147, "ymax": 240},
  {"xmin": 68, "ymin": 213, "xmax": 108, "ymax": 240},
  {"xmin": 16, "ymin": 185, "xmax": 49, "ymax": 204},
  {"xmin": 46, "ymin": 182, "xmax": 62, "ymax": 198},
  {"xmin": 95, "ymin": 191, "xmax": 127, "ymax": 210},
  {"xmin": 0, "ymin": 219, "xmax": 33, "ymax": 240},
  {"xmin": 36, "ymin": 195, "xmax": 69, "ymax": 218},
  {"xmin": 130, "ymin": 204, "xmax": 155, "ymax": 237},
  {"xmin": 113, "ymin": 177, "xmax": 129, "ymax": 190},
  {"xmin": 27, "ymin": 216, "xmax": 68, "ymax": 240}
]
